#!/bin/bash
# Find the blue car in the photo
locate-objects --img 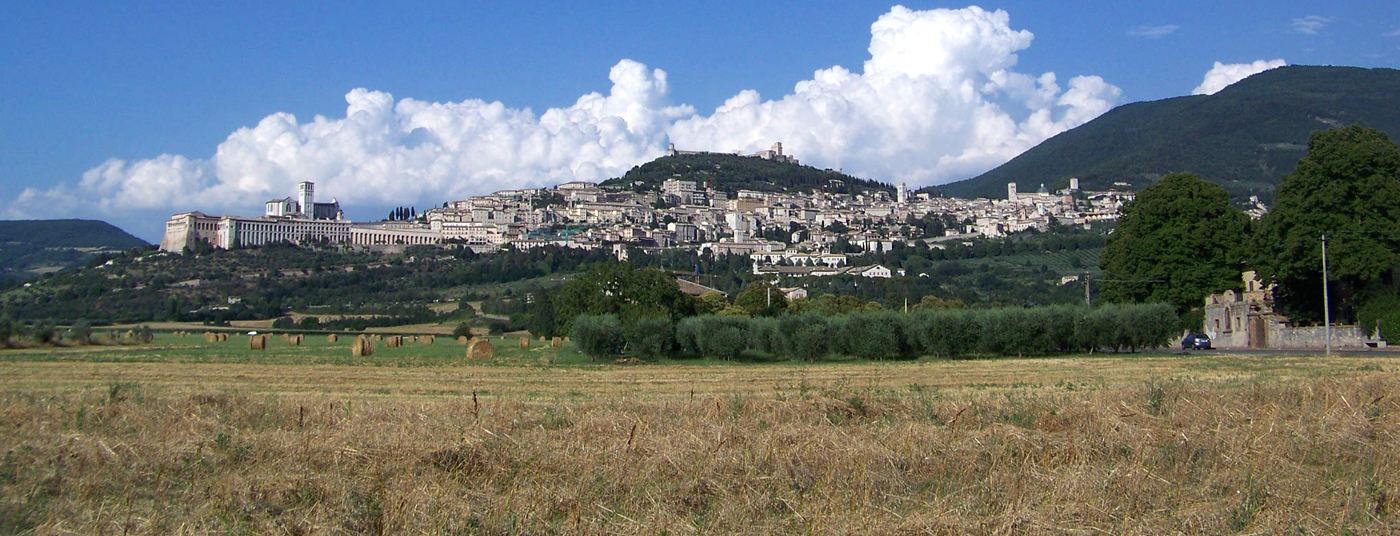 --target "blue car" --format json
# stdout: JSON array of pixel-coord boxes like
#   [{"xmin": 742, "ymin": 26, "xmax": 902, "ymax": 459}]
[{"xmin": 1181, "ymin": 333, "xmax": 1212, "ymax": 350}]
